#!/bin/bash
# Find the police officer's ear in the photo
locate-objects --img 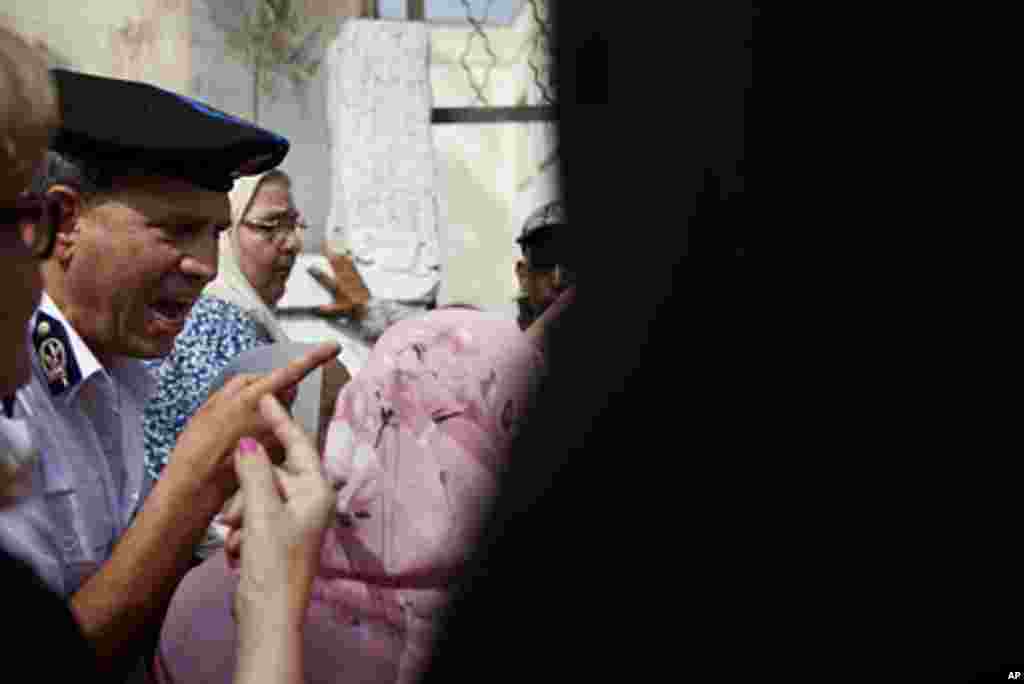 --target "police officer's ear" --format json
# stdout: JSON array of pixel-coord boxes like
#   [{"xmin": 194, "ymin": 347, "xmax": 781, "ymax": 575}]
[
  {"xmin": 515, "ymin": 259, "xmax": 528, "ymax": 291},
  {"xmin": 42, "ymin": 184, "xmax": 85, "ymax": 265}
]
